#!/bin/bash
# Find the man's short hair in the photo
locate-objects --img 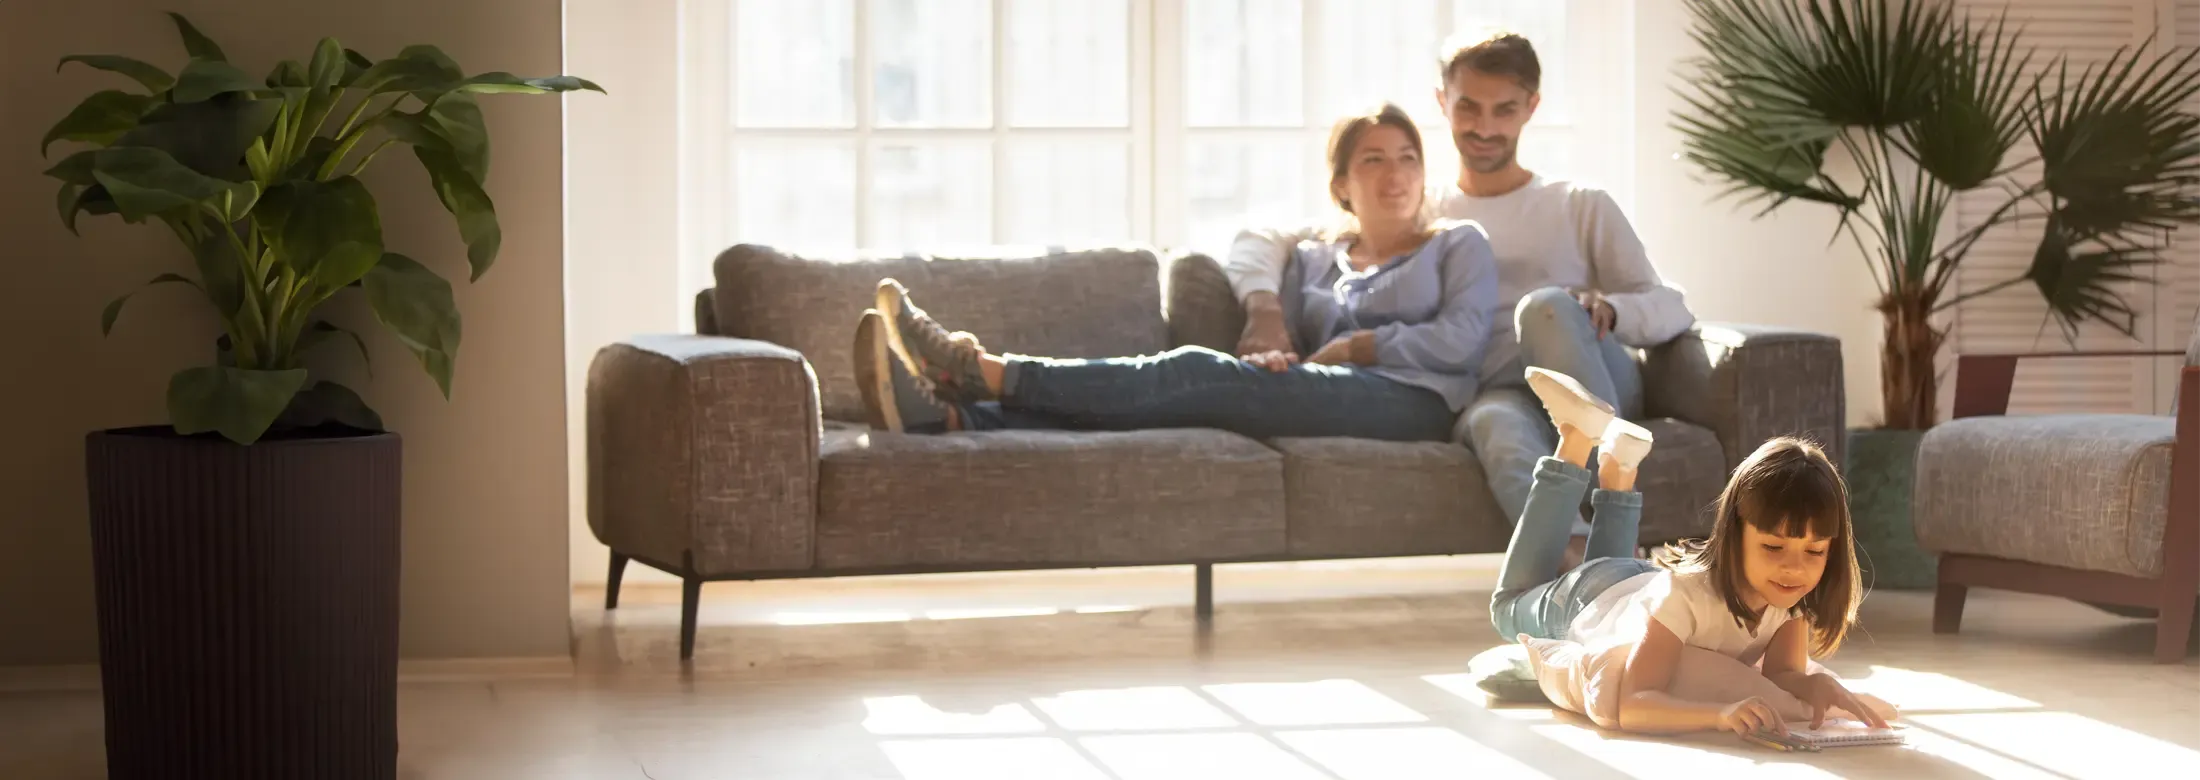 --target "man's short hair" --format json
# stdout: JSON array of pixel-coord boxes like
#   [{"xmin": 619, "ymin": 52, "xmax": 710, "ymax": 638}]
[{"xmin": 1442, "ymin": 32, "xmax": 1541, "ymax": 93}]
